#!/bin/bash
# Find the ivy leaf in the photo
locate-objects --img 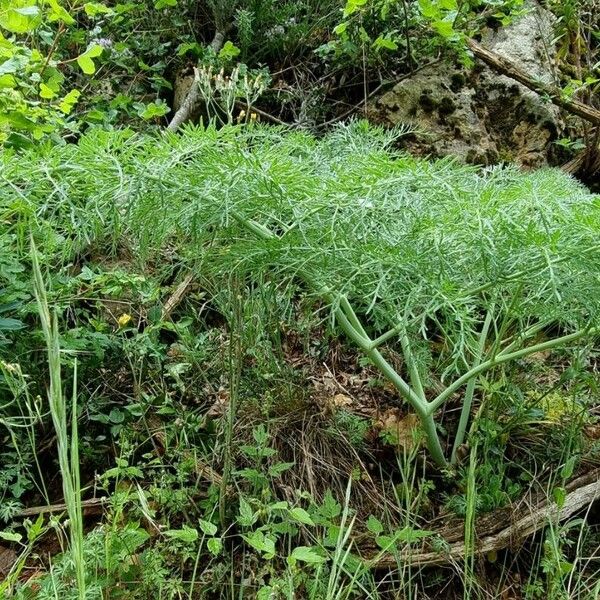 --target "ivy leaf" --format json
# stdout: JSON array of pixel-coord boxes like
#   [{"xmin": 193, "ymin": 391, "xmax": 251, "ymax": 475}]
[
  {"xmin": 76, "ymin": 44, "xmax": 103, "ymax": 75},
  {"xmin": 39, "ymin": 82, "xmax": 56, "ymax": 99}
]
